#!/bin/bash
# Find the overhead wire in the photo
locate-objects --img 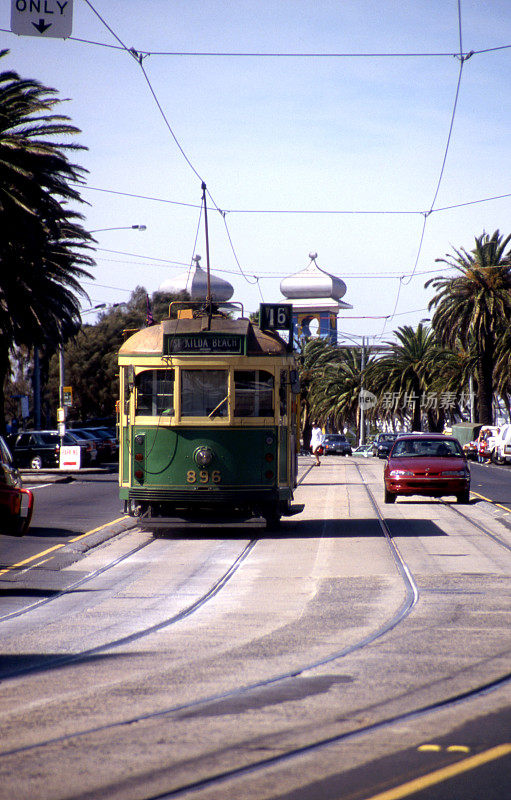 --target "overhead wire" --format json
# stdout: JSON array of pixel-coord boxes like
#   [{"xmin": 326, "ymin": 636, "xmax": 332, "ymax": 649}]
[
  {"xmin": 82, "ymin": 1, "xmax": 254, "ymax": 290},
  {"xmin": 79, "ymin": 183, "xmax": 511, "ymax": 217},
  {"xmin": 379, "ymin": 0, "xmax": 469, "ymax": 338},
  {"xmin": 3, "ymin": 25, "xmax": 509, "ymax": 58},
  {"xmin": 6, "ymin": 2, "xmax": 506, "ymax": 329}
]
